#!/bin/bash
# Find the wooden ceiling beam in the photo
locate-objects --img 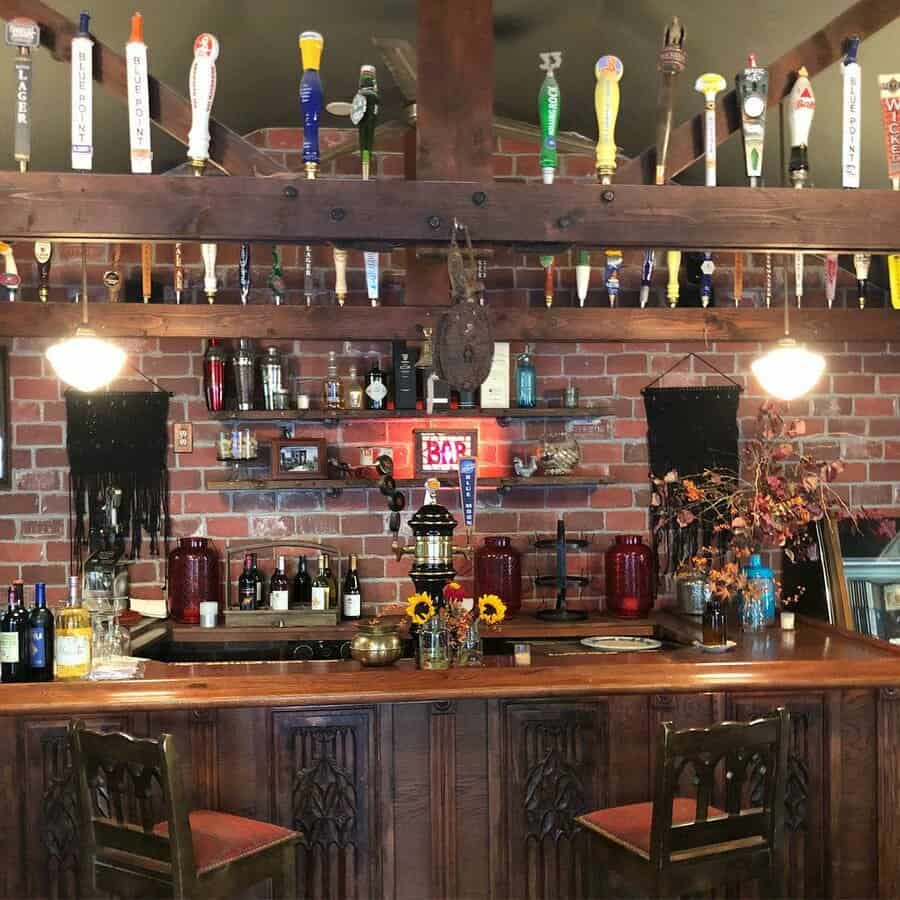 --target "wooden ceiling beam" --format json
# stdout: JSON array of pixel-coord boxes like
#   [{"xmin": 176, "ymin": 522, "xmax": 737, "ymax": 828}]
[
  {"xmin": 616, "ymin": 0, "xmax": 900, "ymax": 184},
  {"xmin": 0, "ymin": 0, "xmax": 286, "ymax": 175}
]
